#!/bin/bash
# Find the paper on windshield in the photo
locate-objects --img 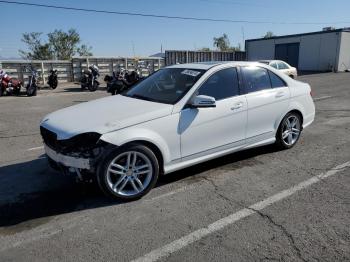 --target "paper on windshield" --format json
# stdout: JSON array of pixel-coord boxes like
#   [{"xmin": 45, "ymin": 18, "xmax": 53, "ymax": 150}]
[{"xmin": 181, "ymin": 69, "xmax": 201, "ymax": 77}]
